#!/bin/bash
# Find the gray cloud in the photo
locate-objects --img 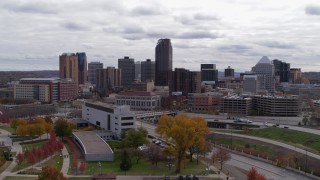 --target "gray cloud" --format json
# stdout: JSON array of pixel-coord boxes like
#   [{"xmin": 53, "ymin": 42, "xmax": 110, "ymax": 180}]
[
  {"xmin": 305, "ymin": 5, "xmax": 320, "ymax": 15},
  {"xmin": 62, "ymin": 22, "xmax": 90, "ymax": 31},
  {"xmin": 175, "ymin": 13, "xmax": 219, "ymax": 25},
  {"xmin": 130, "ymin": 5, "xmax": 165, "ymax": 16},
  {"xmin": 1, "ymin": 1, "xmax": 57, "ymax": 14},
  {"xmin": 174, "ymin": 43, "xmax": 209, "ymax": 49},
  {"xmin": 194, "ymin": 13, "xmax": 219, "ymax": 20},
  {"xmin": 122, "ymin": 26, "xmax": 145, "ymax": 34},
  {"xmin": 218, "ymin": 45, "xmax": 252, "ymax": 53},
  {"xmin": 175, "ymin": 31, "xmax": 221, "ymax": 39},
  {"xmin": 257, "ymin": 41, "xmax": 296, "ymax": 49}
]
